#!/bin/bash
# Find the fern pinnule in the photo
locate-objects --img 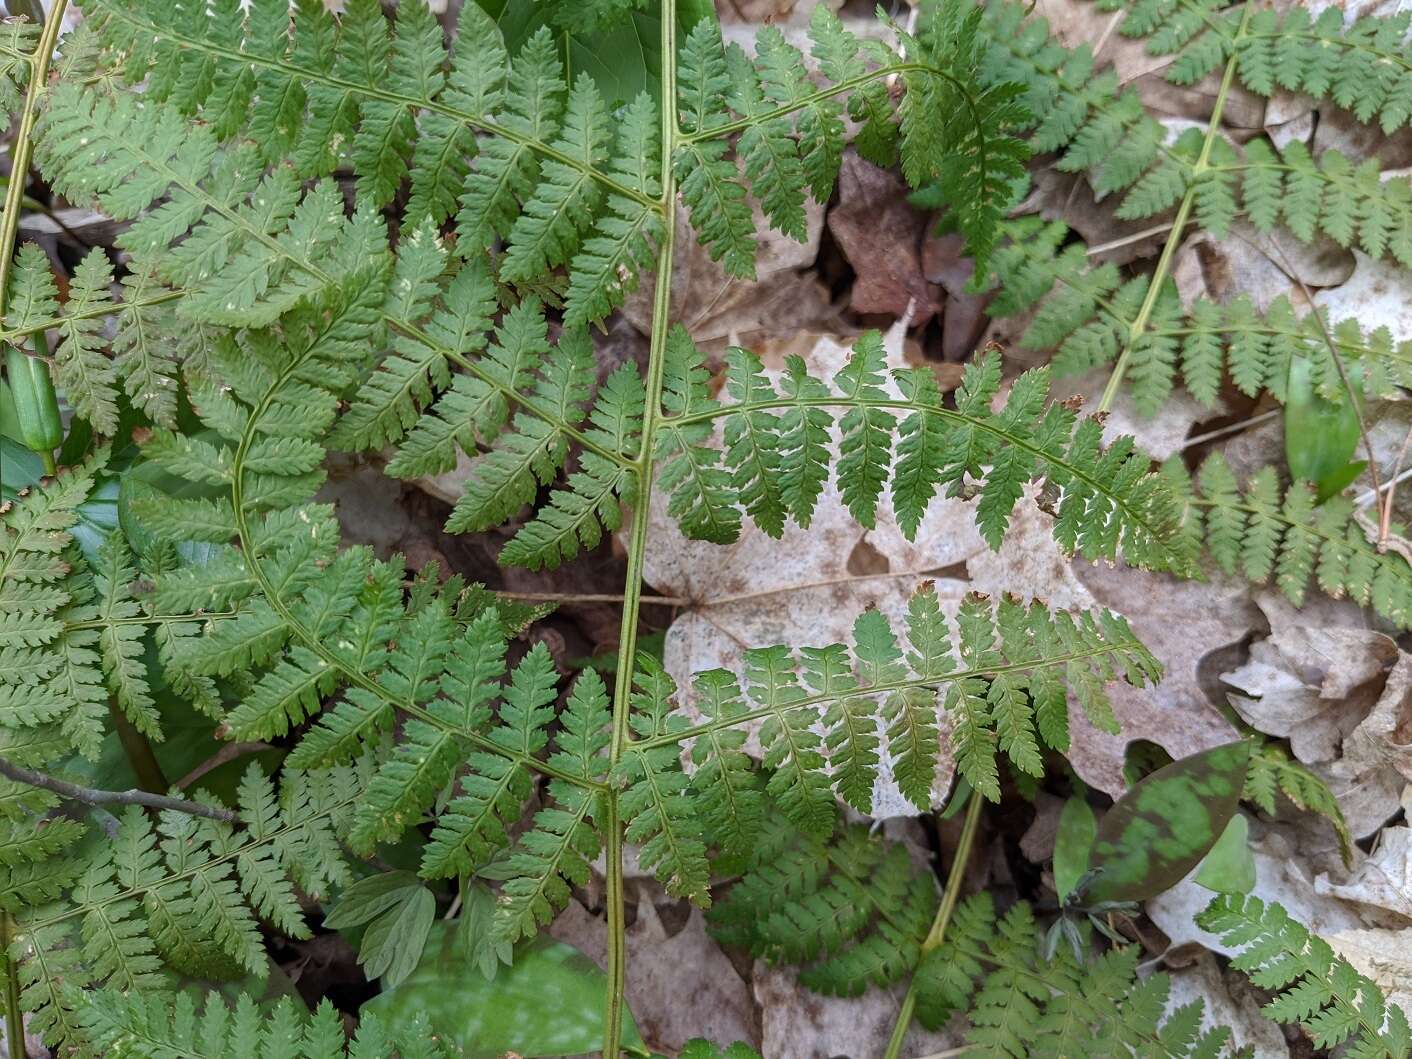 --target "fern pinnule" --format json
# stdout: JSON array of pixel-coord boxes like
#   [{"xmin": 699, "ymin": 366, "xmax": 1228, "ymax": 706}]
[
  {"xmin": 1199, "ymin": 893, "xmax": 1412, "ymax": 1057},
  {"xmin": 1164, "ymin": 453, "xmax": 1412, "ymax": 629}
]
